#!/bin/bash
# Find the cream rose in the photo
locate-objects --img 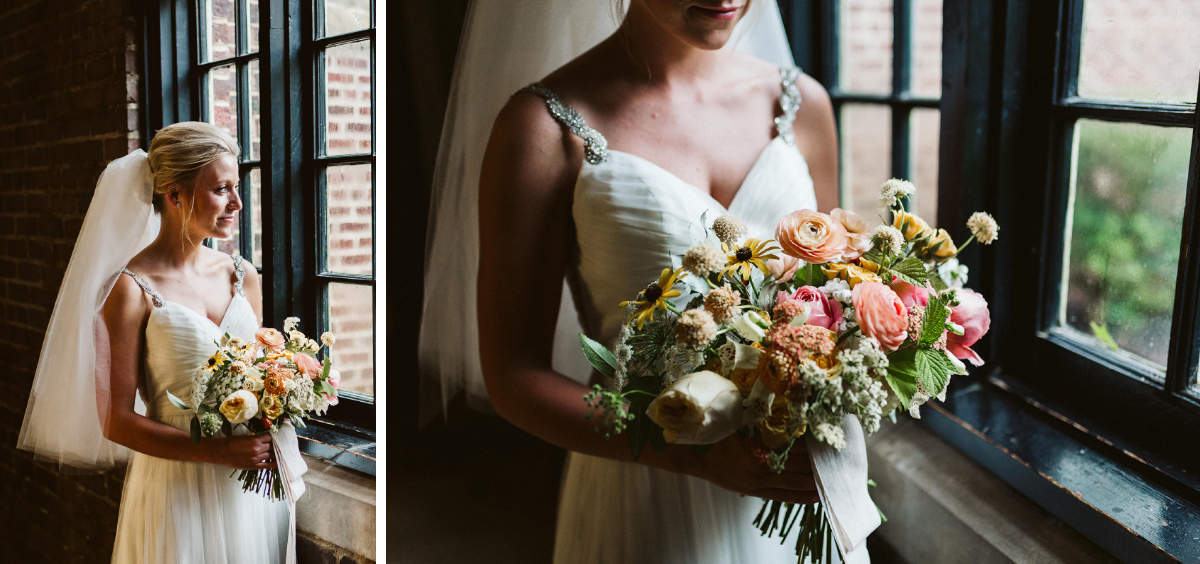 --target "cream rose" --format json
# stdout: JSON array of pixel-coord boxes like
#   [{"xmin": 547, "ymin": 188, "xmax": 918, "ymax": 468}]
[
  {"xmin": 219, "ymin": 390, "xmax": 260, "ymax": 425},
  {"xmin": 646, "ymin": 371, "xmax": 743, "ymax": 445},
  {"xmin": 851, "ymin": 281, "xmax": 909, "ymax": 351},
  {"xmin": 892, "ymin": 209, "xmax": 934, "ymax": 241},
  {"xmin": 775, "ymin": 210, "xmax": 848, "ymax": 264}
]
